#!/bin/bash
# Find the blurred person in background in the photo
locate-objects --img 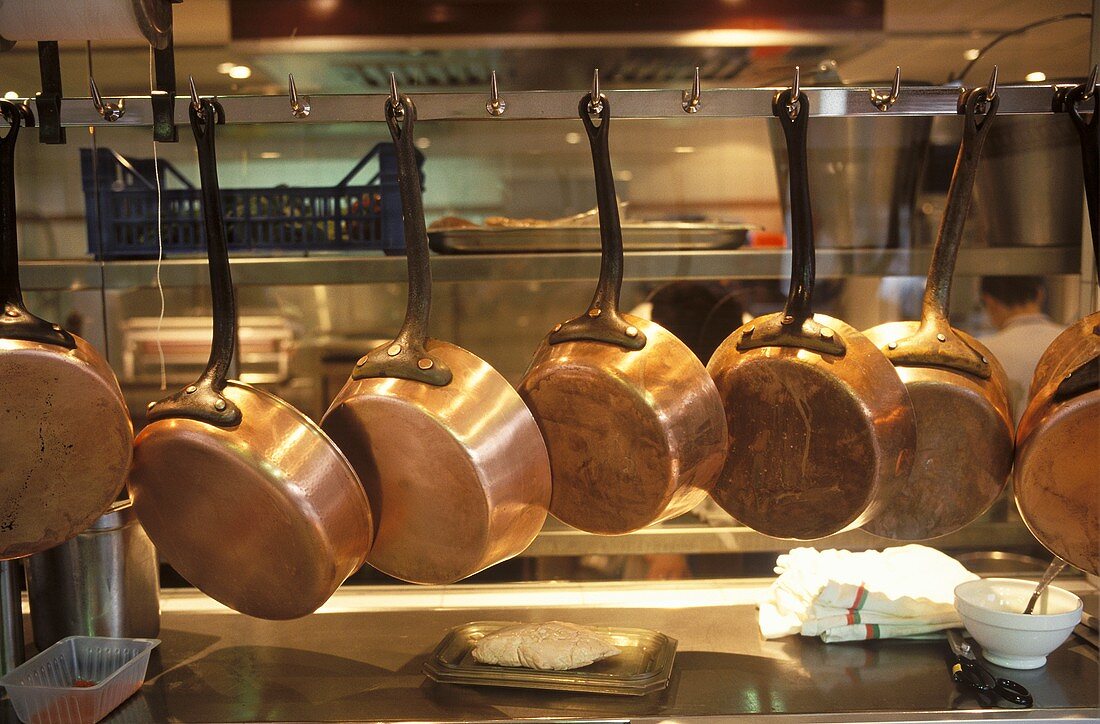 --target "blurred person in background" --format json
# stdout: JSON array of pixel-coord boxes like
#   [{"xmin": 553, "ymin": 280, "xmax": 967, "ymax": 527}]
[{"xmin": 979, "ymin": 276, "xmax": 1065, "ymax": 423}]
